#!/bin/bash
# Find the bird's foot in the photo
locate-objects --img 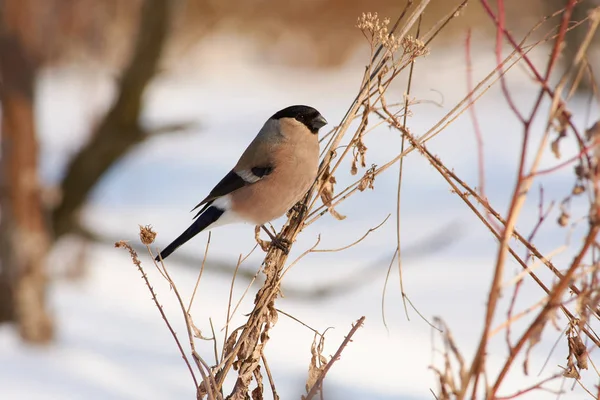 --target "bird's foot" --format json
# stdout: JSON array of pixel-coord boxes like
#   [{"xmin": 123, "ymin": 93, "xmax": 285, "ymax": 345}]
[
  {"xmin": 270, "ymin": 237, "xmax": 291, "ymax": 255},
  {"xmin": 256, "ymin": 225, "xmax": 291, "ymax": 254}
]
